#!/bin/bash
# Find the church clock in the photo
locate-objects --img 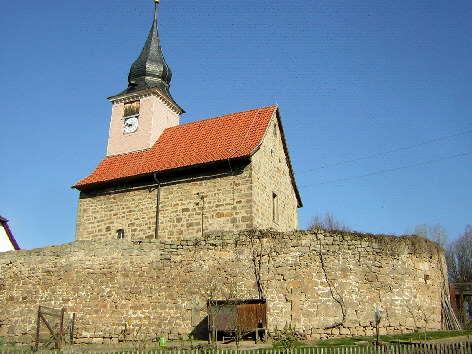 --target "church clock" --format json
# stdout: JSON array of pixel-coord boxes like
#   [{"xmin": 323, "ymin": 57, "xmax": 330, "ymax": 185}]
[{"xmin": 123, "ymin": 116, "xmax": 139, "ymax": 134}]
